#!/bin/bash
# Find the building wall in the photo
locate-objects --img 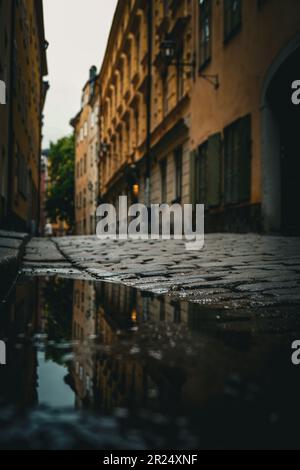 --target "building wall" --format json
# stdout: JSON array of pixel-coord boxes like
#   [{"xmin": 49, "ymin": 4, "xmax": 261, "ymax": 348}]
[
  {"xmin": 190, "ymin": 0, "xmax": 300, "ymax": 232},
  {"xmin": 0, "ymin": 0, "xmax": 48, "ymax": 232},
  {"xmin": 73, "ymin": 70, "xmax": 100, "ymax": 235},
  {"xmin": 98, "ymin": 0, "xmax": 300, "ymax": 233},
  {"xmin": 0, "ymin": 0, "xmax": 12, "ymax": 226},
  {"xmin": 99, "ymin": 0, "xmax": 193, "ymax": 214}
]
